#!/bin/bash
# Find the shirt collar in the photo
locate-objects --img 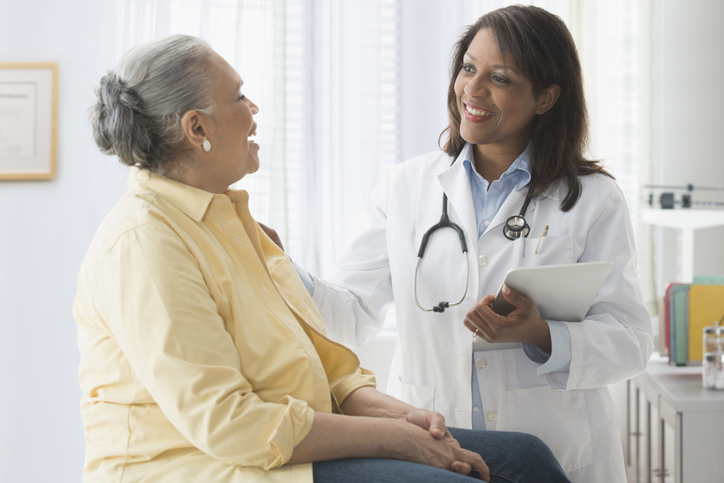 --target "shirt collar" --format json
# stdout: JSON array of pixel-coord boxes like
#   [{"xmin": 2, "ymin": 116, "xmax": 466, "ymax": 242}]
[
  {"xmin": 127, "ymin": 167, "xmax": 216, "ymax": 222},
  {"xmin": 461, "ymin": 141, "xmax": 532, "ymax": 190}
]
